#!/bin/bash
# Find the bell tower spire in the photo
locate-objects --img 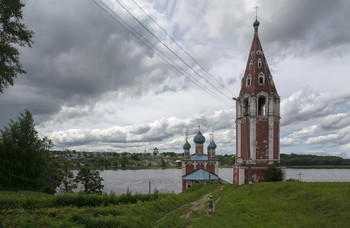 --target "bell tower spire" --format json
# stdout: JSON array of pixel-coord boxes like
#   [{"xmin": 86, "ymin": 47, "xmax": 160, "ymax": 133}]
[{"xmin": 233, "ymin": 16, "xmax": 281, "ymax": 185}]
